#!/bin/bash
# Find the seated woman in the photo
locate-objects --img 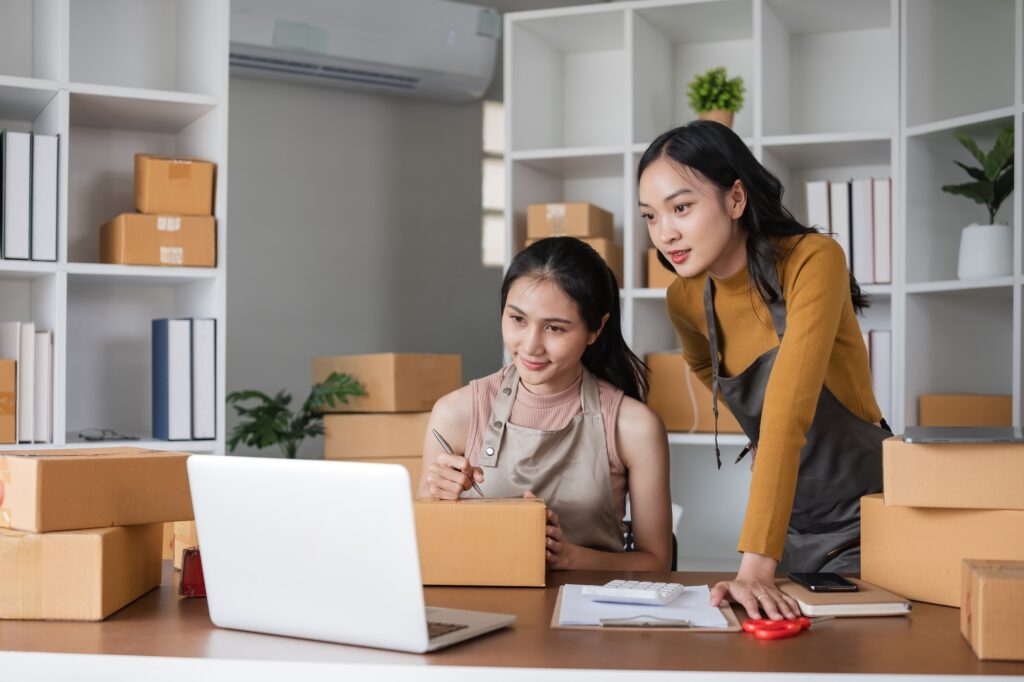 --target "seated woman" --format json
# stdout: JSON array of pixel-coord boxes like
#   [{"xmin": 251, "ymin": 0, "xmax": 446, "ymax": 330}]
[{"xmin": 418, "ymin": 237, "xmax": 672, "ymax": 570}]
